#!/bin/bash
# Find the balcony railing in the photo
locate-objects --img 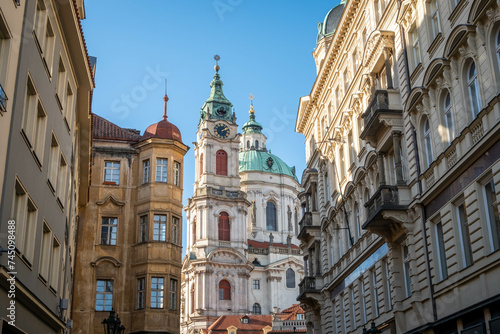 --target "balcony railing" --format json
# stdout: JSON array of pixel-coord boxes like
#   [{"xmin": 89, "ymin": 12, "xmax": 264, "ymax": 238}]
[
  {"xmin": 298, "ymin": 212, "xmax": 312, "ymax": 228},
  {"xmin": 298, "ymin": 276, "xmax": 318, "ymax": 296},
  {"xmin": 363, "ymin": 185, "xmax": 408, "ymax": 235},
  {"xmin": 0, "ymin": 83, "xmax": 7, "ymax": 112},
  {"xmin": 361, "ymin": 90, "xmax": 402, "ymax": 140},
  {"xmin": 365, "ymin": 185, "xmax": 399, "ymax": 218}
]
